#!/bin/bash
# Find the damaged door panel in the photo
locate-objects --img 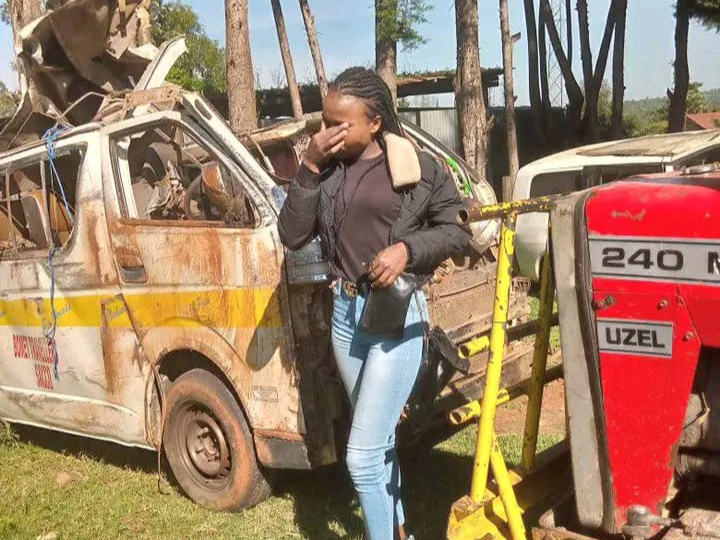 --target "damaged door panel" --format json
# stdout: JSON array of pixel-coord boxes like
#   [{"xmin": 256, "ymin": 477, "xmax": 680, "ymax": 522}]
[
  {"xmin": 102, "ymin": 114, "xmax": 305, "ymax": 434},
  {"xmin": 0, "ymin": 132, "xmax": 147, "ymax": 444}
]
